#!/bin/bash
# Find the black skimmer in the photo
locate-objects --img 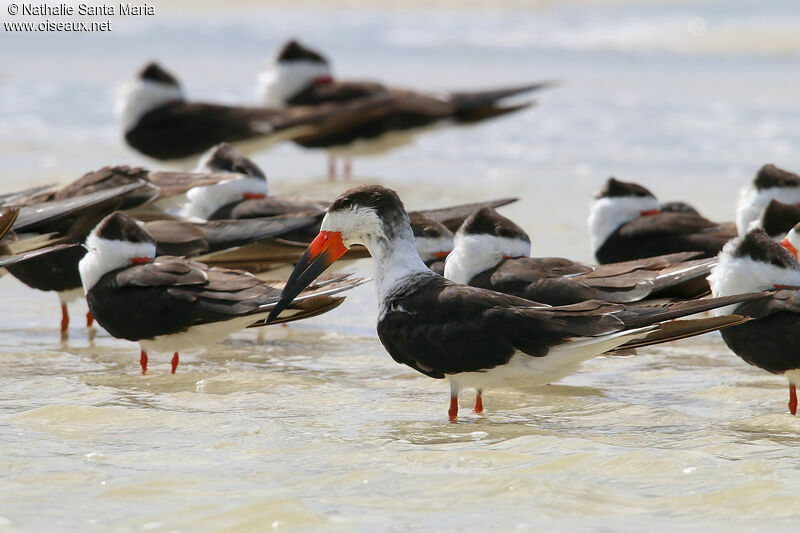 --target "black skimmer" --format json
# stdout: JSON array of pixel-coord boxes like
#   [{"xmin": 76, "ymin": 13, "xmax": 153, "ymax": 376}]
[
  {"xmin": 446, "ymin": 207, "xmax": 714, "ymax": 306},
  {"xmin": 268, "ymin": 185, "xmax": 765, "ymax": 421},
  {"xmin": 708, "ymin": 227, "xmax": 800, "ymax": 414},
  {"xmin": 3, "ymin": 182, "xmax": 157, "ymax": 338},
  {"xmin": 182, "ymin": 142, "xmax": 516, "ymax": 233},
  {"xmin": 409, "ymin": 213, "xmax": 453, "ymax": 275},
  {"xmin": 736, "ymin": 164, "xmax": 800, "ymax": 235},
  {"xmin": 118, "ymin": 62, "xmax": 389, "ymax": 163},
  {"xmin": 79, "ymin": 211, "xmax": 366, "ymax": 374},
  {"xmin": 589, "ymin": 177, "xmax": 736, "ymax": 264},
  {"xmin": 257, "ymin": 40, "xmax": 553, "ymax": 179}
]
